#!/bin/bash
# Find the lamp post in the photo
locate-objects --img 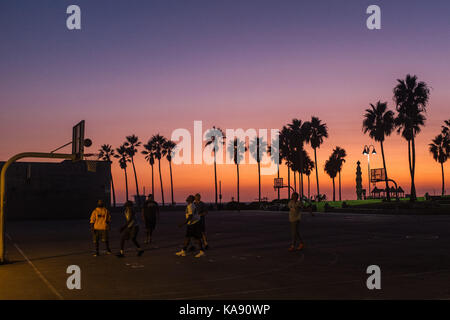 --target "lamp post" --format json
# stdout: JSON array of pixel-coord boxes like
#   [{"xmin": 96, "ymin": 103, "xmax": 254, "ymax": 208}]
[{"xmin": 362, "ymin": 145, "xmax": 377, "ymax": 195}]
